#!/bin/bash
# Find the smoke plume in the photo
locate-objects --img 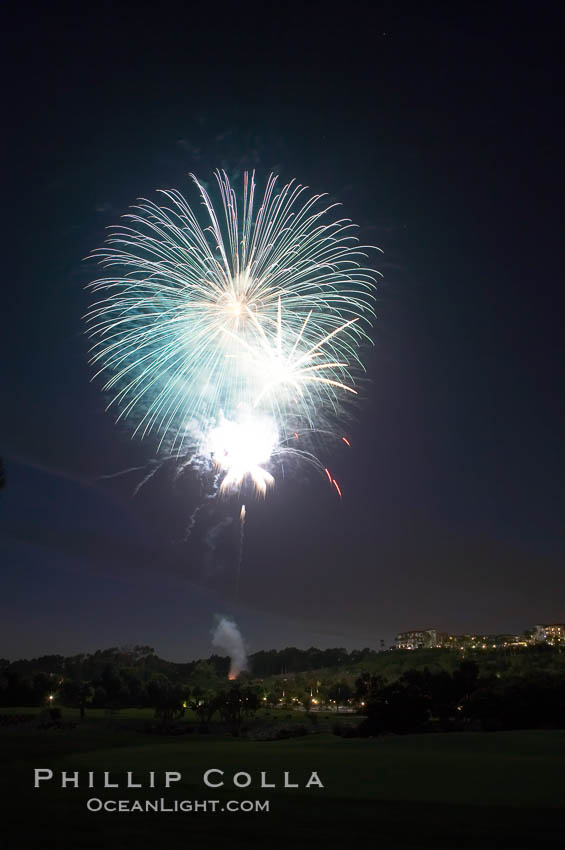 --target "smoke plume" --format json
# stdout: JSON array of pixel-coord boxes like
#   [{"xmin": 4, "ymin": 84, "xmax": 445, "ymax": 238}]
[{"xmin": 211, "ymin": 616, "xmax": 248, "ymax": 679}]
